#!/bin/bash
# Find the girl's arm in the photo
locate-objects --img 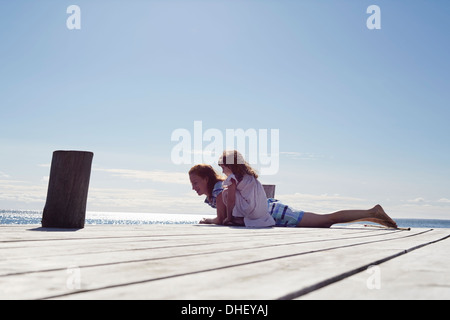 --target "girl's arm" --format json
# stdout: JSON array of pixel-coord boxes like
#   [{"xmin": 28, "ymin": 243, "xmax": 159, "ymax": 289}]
[
  {"xmin": 223, "ymin": 179, "xmax": 236, "ymax": 225},
  {"xmin": 215, "ymin": 192, "xmax": 227, "ymax": 224}
]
